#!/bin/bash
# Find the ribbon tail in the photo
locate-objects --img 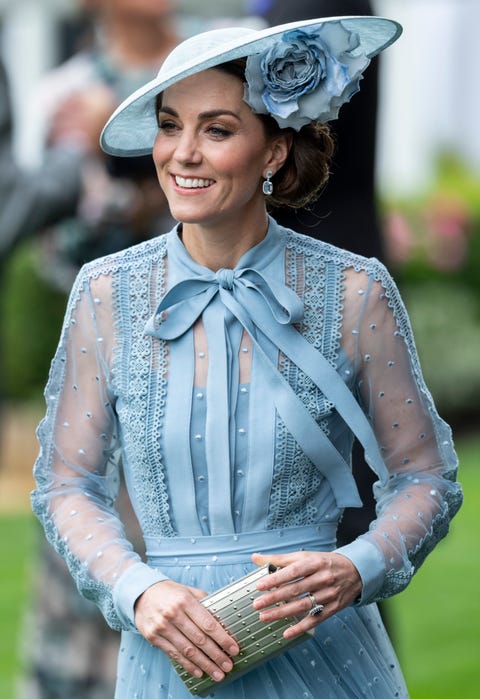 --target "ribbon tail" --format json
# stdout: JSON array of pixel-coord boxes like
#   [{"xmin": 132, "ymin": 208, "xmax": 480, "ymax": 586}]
[
  {"xmin": 272, "ymin": 373, "xmax": 362, "ymax": 509},
  {"xmin": 248, "ymin": 297, "xmax": 389, "ymax": 487},
  {"xmin": 221, "ymin": 290, "xmax": 362, "ymax": 508}
]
